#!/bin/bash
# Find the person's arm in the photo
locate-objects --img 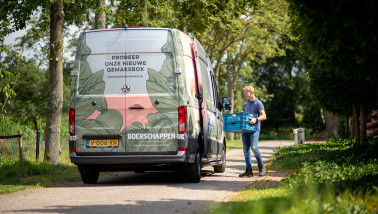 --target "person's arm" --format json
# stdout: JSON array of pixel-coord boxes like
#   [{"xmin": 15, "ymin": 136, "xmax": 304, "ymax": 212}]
[{"xmin": 251, "ymin": 110, "xmax": 267, "ymax": 124}]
